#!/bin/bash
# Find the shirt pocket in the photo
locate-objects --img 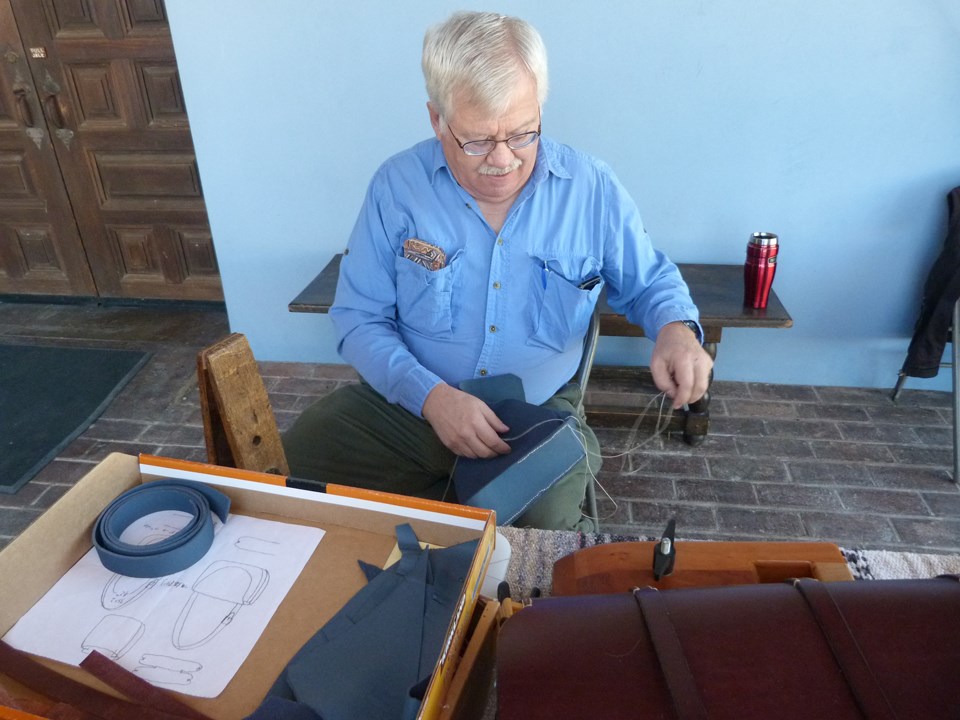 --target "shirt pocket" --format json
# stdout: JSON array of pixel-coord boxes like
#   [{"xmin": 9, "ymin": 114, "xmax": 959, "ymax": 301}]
[
  {"xmin": 394, "ymin": 251, "xmax": 460, "ymax": 336},
  {"xmin": 527, "ymin": 254, "xmax": 604, "ymax": 352}
]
